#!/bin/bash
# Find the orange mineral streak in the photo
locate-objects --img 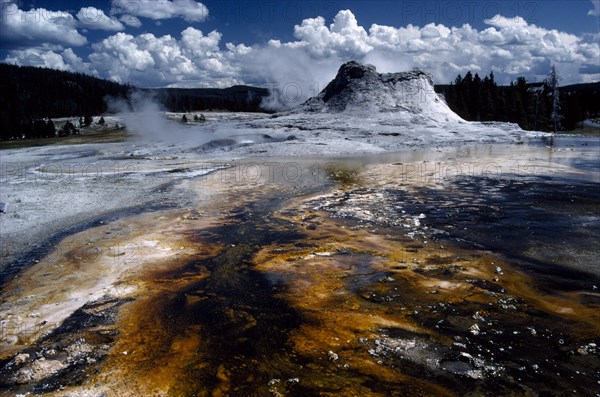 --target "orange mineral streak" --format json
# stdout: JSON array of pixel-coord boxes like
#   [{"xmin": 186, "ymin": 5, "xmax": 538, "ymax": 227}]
[
  {"xmin": 0, "ymin": 210, "xmax": 209, "ymax": 358},
  {"xmin": 2, "ymin": 159, "xmax": 599, "ymax": 396},
  {"xmin": 252, "ymin": 182, "xmax": 600, "ymax": 392},
  {"xmin": 0, "ymin": 210, "xmax": 227, "ymax": 396}
]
